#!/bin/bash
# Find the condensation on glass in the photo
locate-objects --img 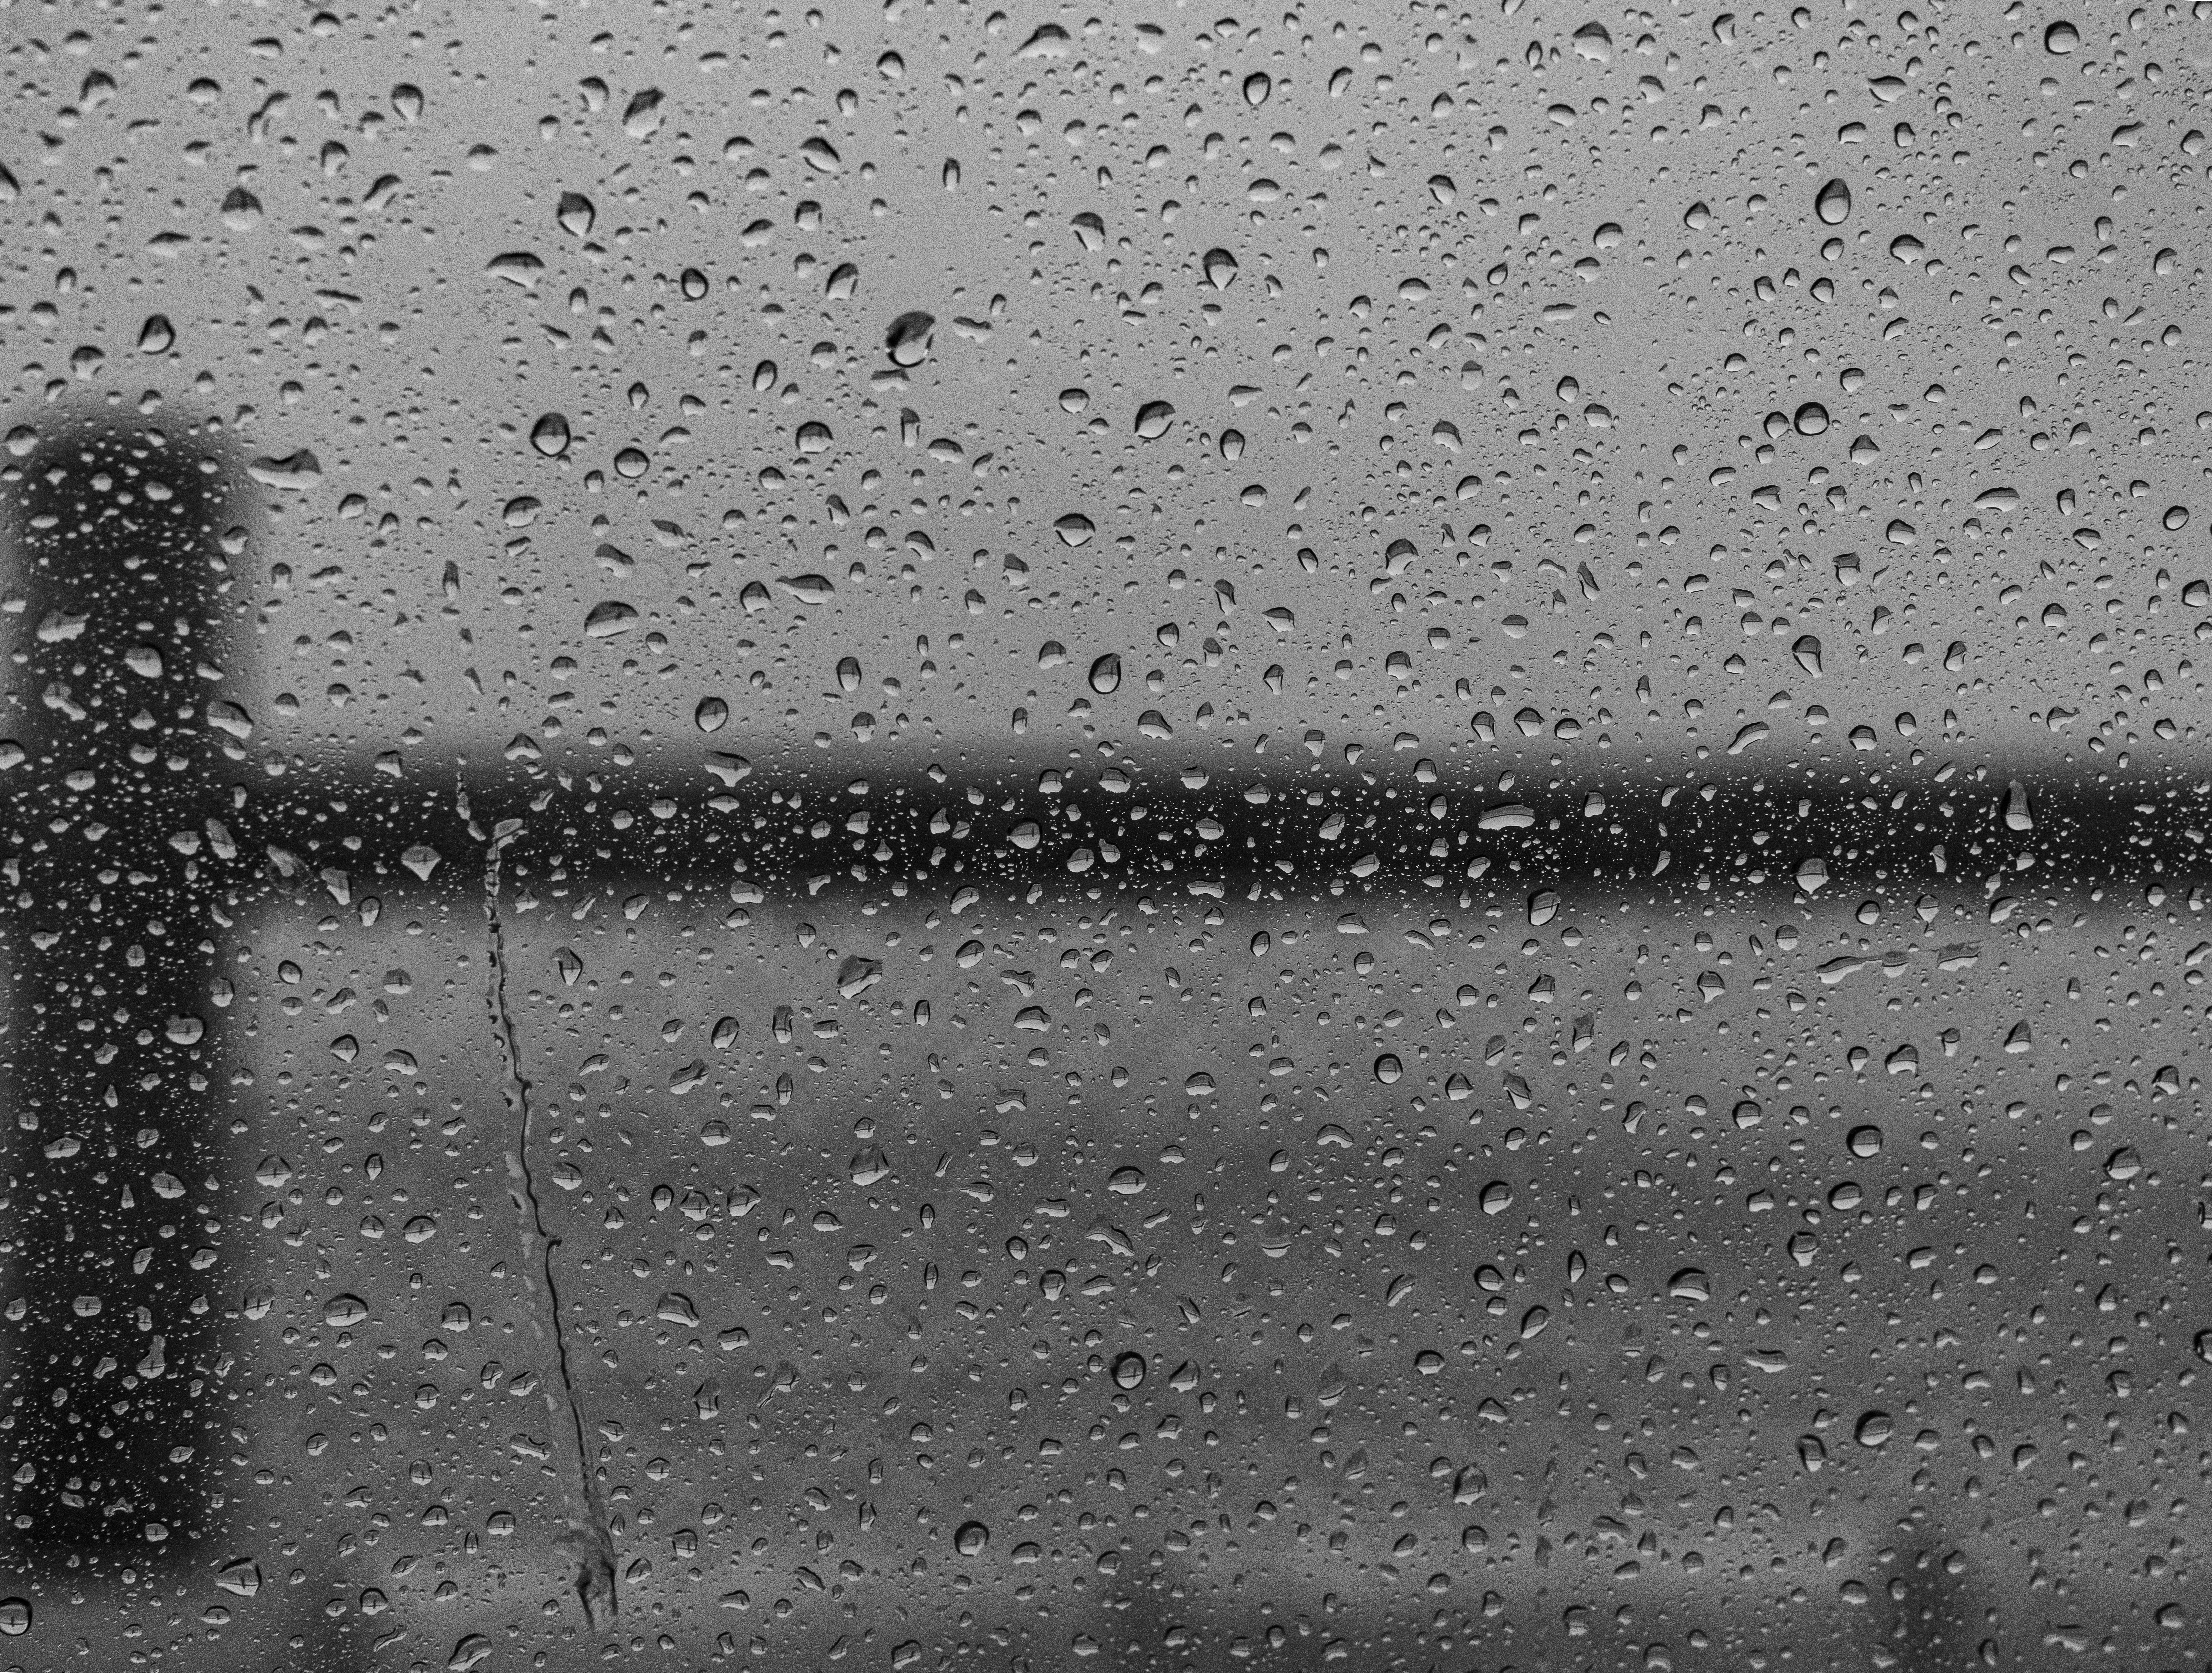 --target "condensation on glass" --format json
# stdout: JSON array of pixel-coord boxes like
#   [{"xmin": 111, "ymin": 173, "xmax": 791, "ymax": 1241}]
[{"xmin": 1, "ymin": 4, "xmax": 2209, "ymax": 1671}]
